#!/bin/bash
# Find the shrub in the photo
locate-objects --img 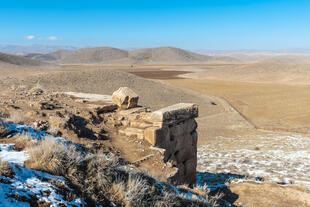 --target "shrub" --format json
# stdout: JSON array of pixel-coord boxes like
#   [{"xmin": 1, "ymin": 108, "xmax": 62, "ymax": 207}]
[
  {"xmin": 12, "ymin": 133, "xmax": 38, "ymax": 151},
  {"xmin": 25, "ymin": 138, "xmax": 220, "ymax": 207},
  {"xmin": 25, "ymin": 137, "xmax": 82, "ymax": 175},
  {"xmin": 0, "ymin": 160, "xmax": 14, "ymax": 178}
]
